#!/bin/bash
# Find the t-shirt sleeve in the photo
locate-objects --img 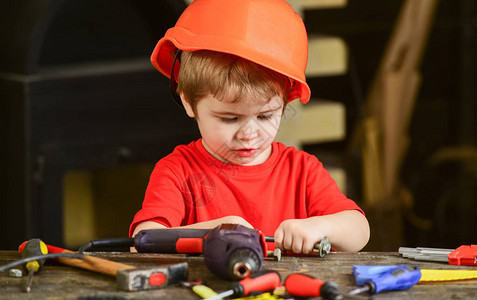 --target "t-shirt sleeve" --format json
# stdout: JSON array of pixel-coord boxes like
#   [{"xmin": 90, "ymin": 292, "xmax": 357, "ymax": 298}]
[
  {"xmin": 129, "ymin": 160, "xmax": 186, "ymax": 237},
  {"xmin": 305, "ymin": 155, "xmax": 364, "ymax": 216}
]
